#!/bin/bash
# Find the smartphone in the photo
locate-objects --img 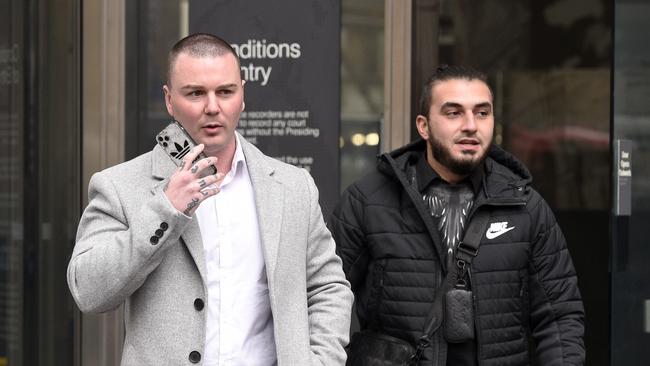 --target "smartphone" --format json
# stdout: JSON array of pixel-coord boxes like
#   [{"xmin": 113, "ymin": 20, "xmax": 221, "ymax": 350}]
[{"xmin": 156, "ymin": 121, "xmax": 217, "ymax": 176}]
